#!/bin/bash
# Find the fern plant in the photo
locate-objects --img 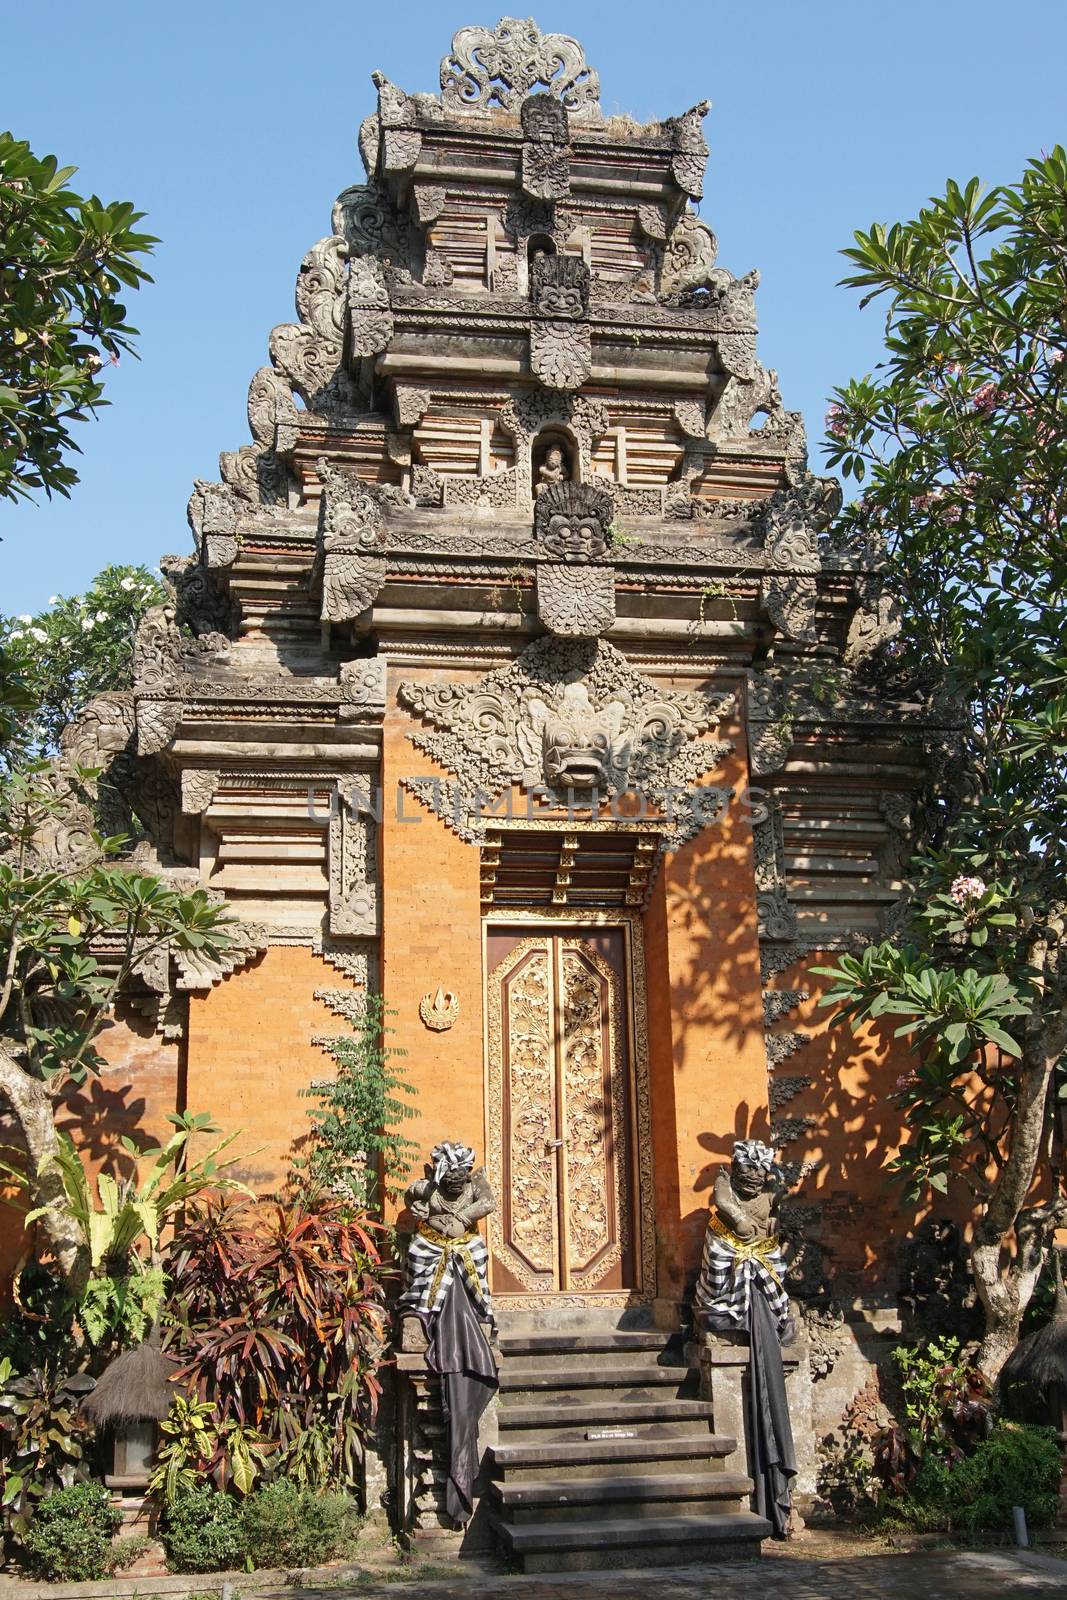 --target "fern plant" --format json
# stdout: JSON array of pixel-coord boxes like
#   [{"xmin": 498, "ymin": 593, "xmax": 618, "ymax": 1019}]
[{"xmin": 300, "ymin": 992, "xmax": 418, "ymax": 1210}]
